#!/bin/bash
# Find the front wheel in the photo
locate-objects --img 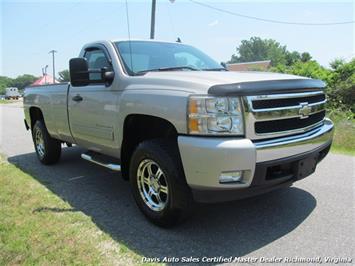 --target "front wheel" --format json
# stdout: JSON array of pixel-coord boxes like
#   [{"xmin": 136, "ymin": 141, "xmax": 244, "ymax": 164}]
[
  {"xmin": 129, "ymin": 139, "xmax": 193, "ymax": 227},
  {"xmin": 32, "ymin": 120, "xmax": 61, "ymax": 165}
]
